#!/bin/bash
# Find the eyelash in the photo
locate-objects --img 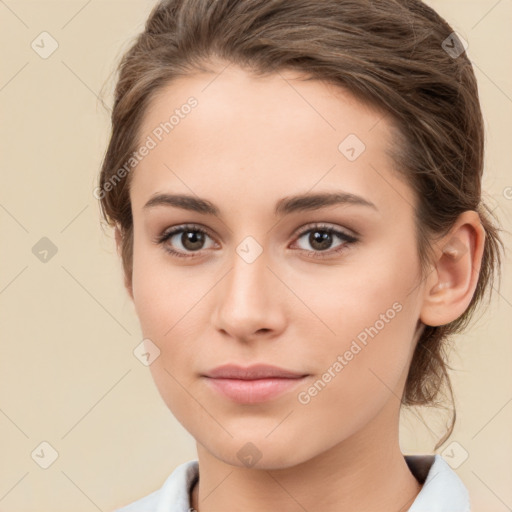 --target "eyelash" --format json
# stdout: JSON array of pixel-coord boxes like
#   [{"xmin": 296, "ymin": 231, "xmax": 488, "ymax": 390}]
[{"xmin": 154, "ymin": 223, "xmax": 358, "ymax": 260}]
